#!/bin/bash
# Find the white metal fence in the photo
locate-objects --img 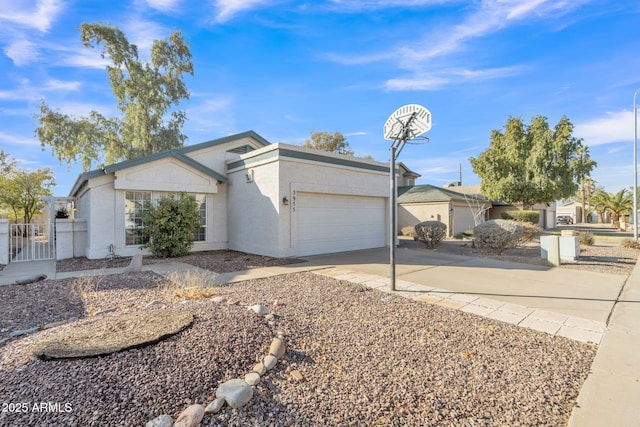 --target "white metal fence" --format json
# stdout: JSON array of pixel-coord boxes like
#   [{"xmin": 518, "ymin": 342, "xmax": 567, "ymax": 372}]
[{"xmin": 10, "ymin": 223, "xmax": 55, "ymax": 262}]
